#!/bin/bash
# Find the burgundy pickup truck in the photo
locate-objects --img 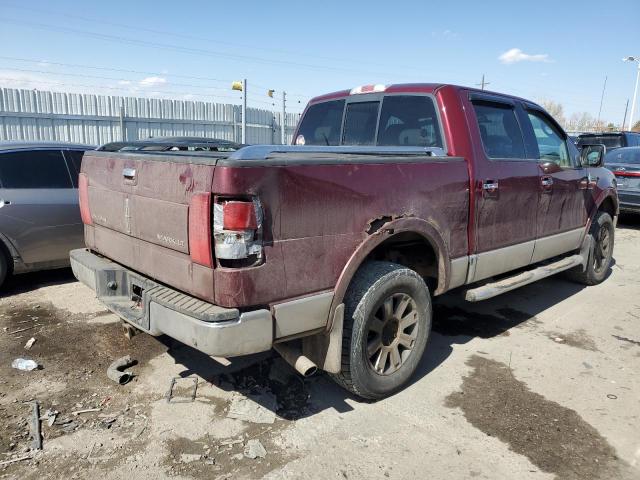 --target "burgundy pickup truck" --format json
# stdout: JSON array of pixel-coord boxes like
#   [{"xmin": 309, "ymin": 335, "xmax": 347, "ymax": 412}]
[{"xmin": 71, "ymin": 83, "xmax": 618, "ymax": 399}]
